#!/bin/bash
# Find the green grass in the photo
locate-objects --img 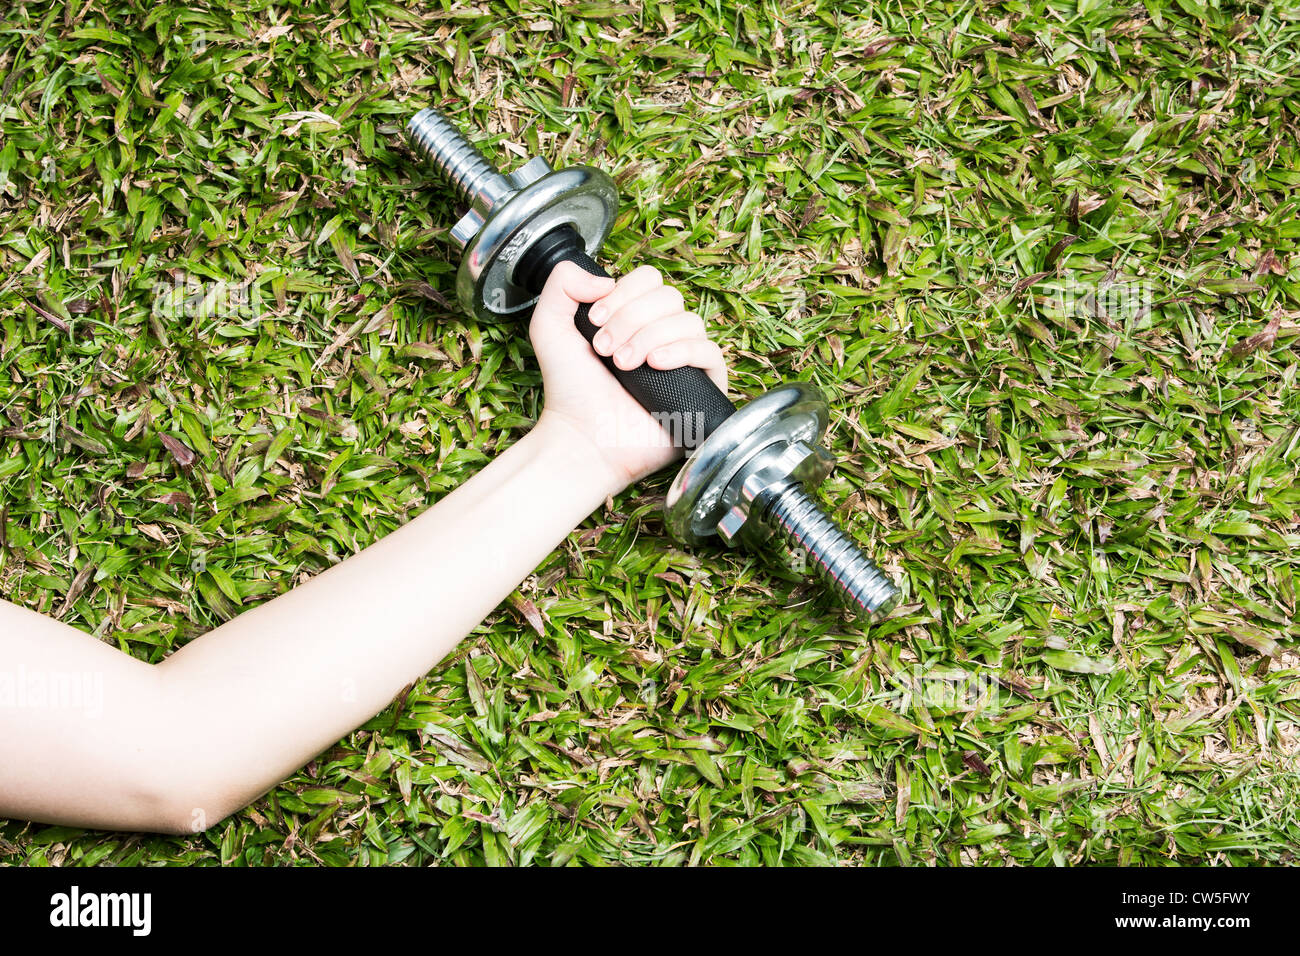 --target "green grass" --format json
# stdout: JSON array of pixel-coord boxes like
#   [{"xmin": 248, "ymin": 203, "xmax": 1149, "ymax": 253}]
[{"xmin": 2, "ymin": 0, "xmax": 1298, "ymax": 865}]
